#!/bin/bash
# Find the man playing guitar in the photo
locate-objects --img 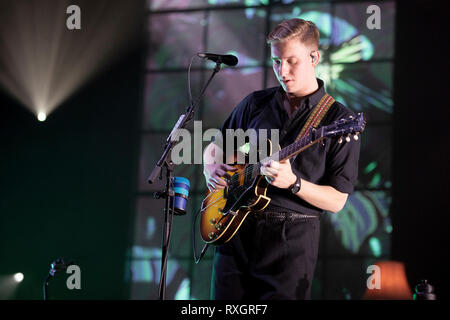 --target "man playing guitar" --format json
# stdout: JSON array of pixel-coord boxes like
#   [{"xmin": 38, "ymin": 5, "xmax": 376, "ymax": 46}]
[{"xmin": 203, "ymin": 19, "xmax": 361, "ymax": 300}]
